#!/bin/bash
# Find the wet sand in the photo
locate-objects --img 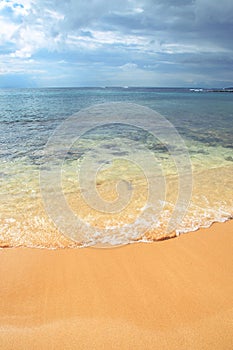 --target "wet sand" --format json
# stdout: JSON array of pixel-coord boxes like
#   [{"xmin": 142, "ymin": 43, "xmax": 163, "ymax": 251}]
[{"xmin": 0, "ymin": 220, "xmax": 233, "ymax": 349}]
